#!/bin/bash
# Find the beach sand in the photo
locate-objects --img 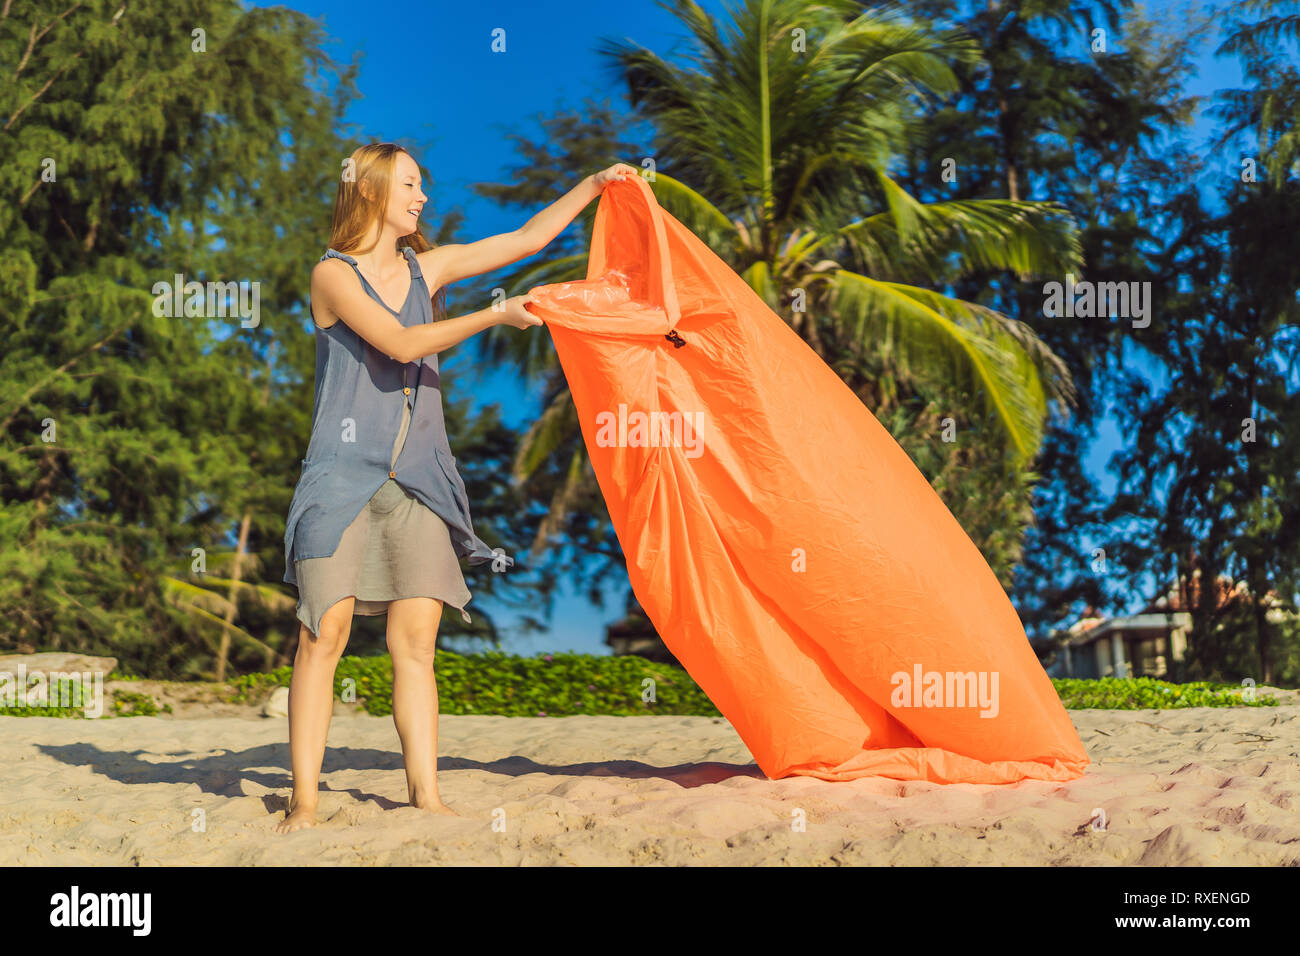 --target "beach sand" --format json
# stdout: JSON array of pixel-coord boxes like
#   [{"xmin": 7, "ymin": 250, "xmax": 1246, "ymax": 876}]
[{"xmin": 2, "ymin": 697, "xmax": 1298, "ymax": 865}]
